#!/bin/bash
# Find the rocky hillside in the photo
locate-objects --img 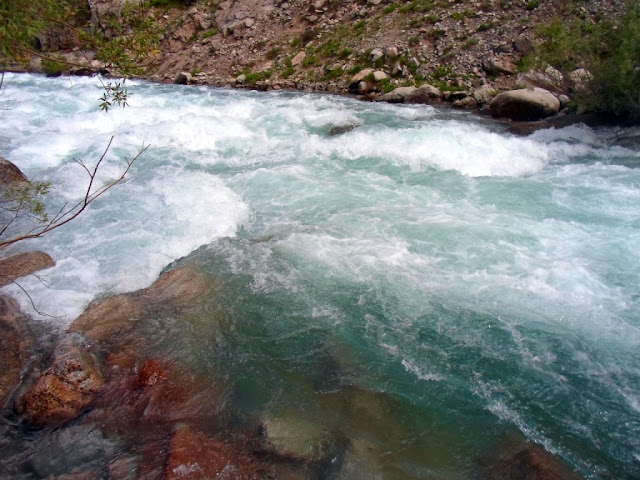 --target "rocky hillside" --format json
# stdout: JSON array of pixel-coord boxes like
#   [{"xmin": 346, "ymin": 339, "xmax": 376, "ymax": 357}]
[{"xmin": 19, "ymin": 0, "xmax": 632, "ymax": 119}]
